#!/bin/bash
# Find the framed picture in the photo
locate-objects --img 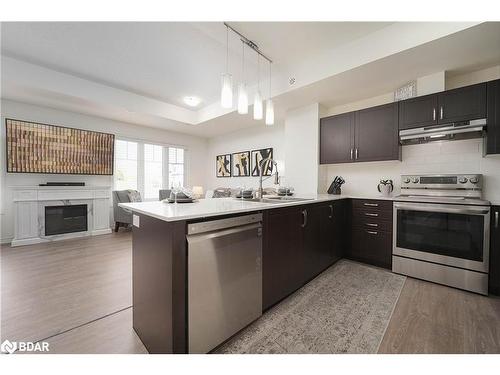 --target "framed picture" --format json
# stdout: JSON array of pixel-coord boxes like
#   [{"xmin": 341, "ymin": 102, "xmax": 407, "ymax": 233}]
[
  {"xmin": 251, "ymin": 148, "xmax": 274, "ymax": 176},
  {"xmin": 216, "ymin": 154, "xmax": 231, "ymax": 177},
  {"xmin": 232, "ymin": 151, "xmax": 250, "ymax": 177}
]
